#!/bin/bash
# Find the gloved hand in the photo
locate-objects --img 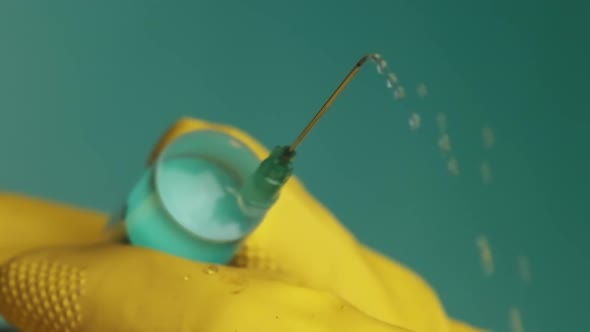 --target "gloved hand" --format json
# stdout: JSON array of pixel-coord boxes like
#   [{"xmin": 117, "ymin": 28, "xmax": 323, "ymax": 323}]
[{"xmin": 0, "ymin": 118, "xmax": 485, "ymax": 332}]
